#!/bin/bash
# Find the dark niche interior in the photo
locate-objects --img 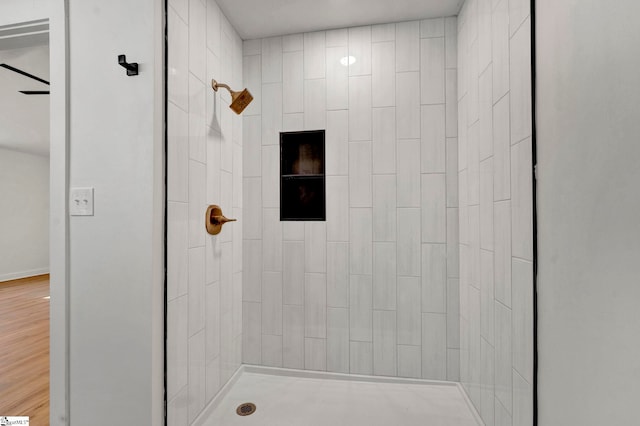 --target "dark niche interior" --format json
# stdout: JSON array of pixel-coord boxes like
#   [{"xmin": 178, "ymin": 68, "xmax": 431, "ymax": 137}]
[{"xmin": 280, "ymin": 130, "xmax": 326, "ymax": 221}]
